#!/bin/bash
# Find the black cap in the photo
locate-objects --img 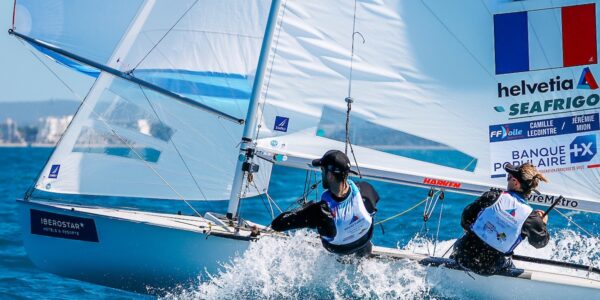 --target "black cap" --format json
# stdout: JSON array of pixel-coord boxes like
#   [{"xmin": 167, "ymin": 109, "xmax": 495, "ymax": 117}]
[
  {"xmin": 504, "ymin": 163, "xmax": 530, "ymax": 191},
  {"xmin": 312, "ymin": 150, "xmax": 358, "ymax": 175}
]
